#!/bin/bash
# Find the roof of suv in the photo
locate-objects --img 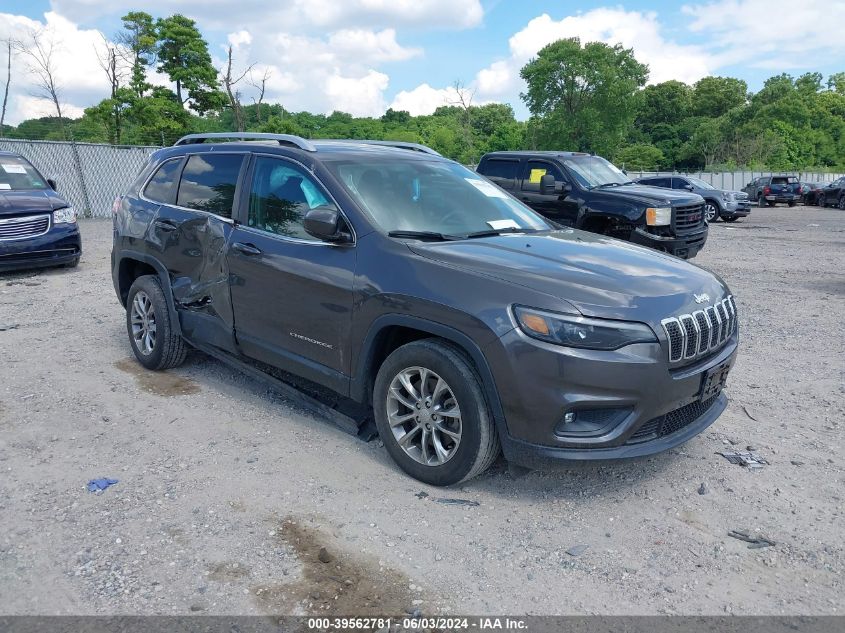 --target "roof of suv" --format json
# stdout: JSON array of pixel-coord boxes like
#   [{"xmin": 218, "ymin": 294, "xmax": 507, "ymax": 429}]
[{"xmin": 483, "ymin": 150, "xmax": 593, "ymax": 159}]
